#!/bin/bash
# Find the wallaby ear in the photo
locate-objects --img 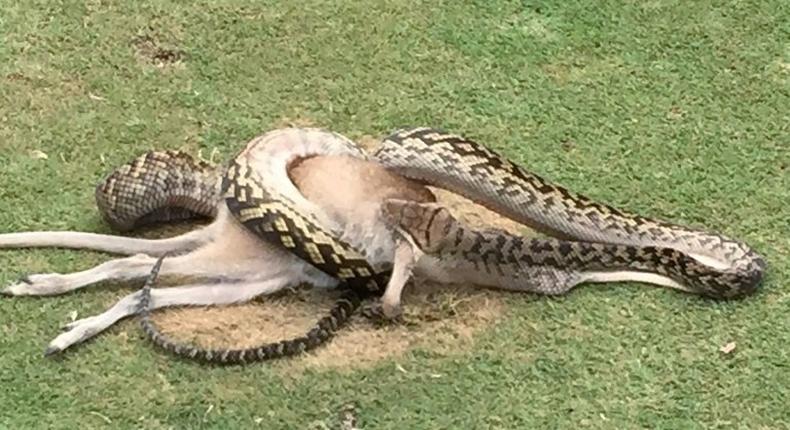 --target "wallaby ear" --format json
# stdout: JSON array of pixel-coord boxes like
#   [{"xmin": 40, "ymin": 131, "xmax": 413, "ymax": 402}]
[{"xmin": 381, "ymin": 199, "xmax": 456, "ymax": 253}]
